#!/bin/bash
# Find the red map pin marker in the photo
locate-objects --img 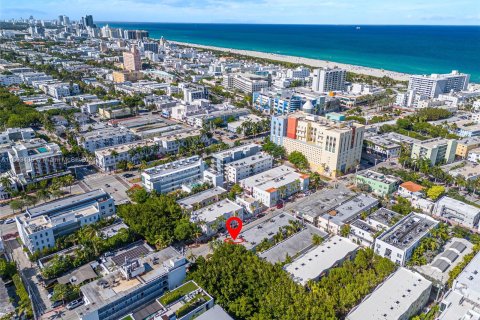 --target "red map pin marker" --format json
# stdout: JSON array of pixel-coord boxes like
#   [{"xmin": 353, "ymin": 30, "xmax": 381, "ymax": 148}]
[{"xmin": 226, "ymin": 217, "xmax": 243, "ymax": 240}]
